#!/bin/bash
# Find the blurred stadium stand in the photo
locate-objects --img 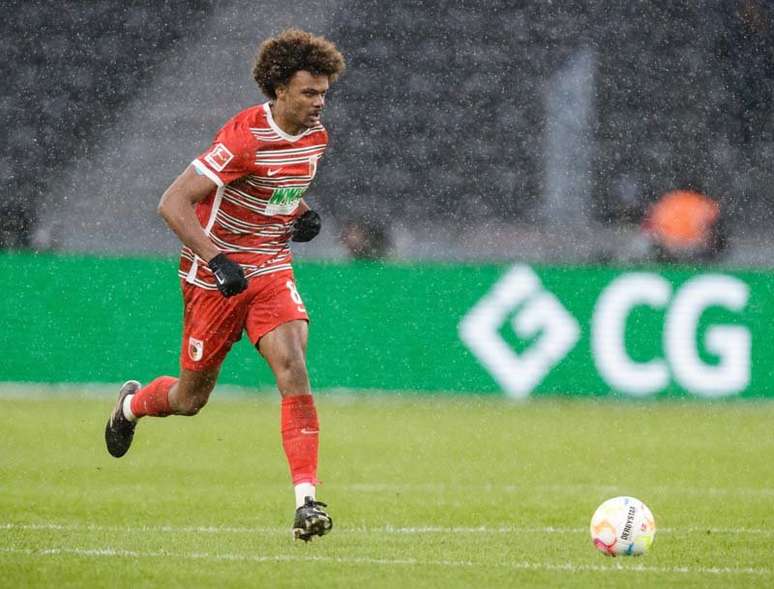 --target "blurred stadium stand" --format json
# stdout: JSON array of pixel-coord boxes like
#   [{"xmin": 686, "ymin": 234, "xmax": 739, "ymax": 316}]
[
  {"xmin": 0, "ymin": 0, "xmax": 212, "ymax": 248},
  {"xmin": 4, "ymin": 0, "xmax": 774, "ymax": 263},
  {"xmin": 592, "ymin": 2, "xmax": 774, "ymax": 227}
]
